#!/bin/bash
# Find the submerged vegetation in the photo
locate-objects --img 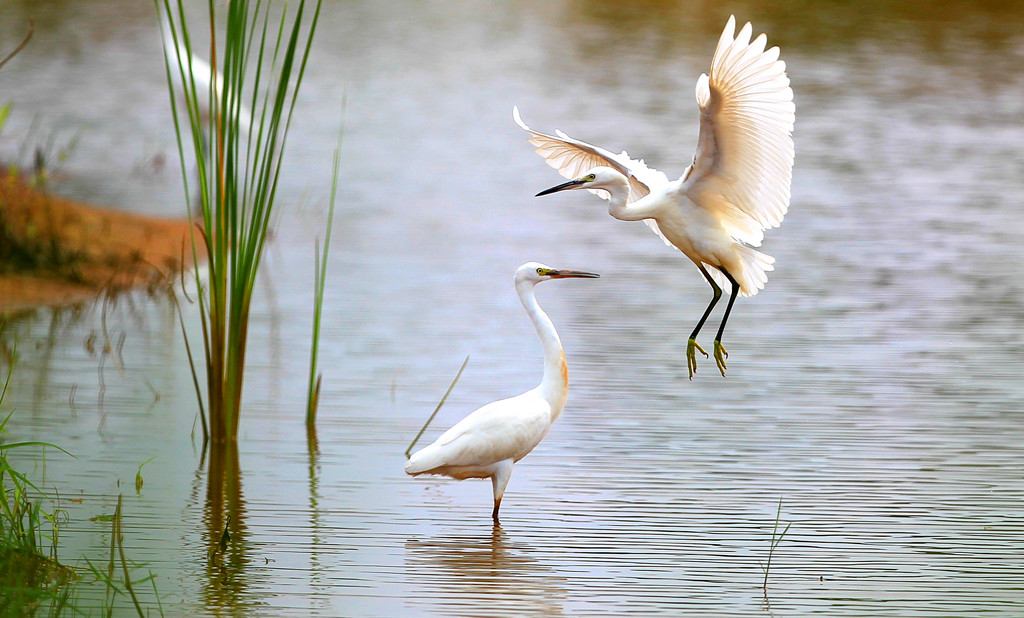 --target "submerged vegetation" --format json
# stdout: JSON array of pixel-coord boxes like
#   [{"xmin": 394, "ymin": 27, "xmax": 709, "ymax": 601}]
[{"xmin": 158, "ymin": 0, "xmax": 324, "ymax": 443}]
